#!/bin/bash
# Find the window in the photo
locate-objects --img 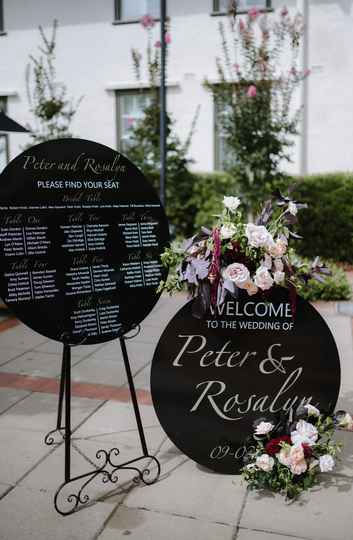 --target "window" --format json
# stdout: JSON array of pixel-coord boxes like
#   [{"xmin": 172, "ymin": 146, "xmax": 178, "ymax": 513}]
[
  {"xmin": 0, "ymin": 97, "xmax": 9, "ymax": 172},
  {"xmin": 116, "ymin": 91, "xmax": 151, "ymax": 153},
  {"xmin": 0, "ymin": 0, "xmax": 4, "ymax": 33},
  {"xmin": 213, "ymin": 0, "xmax": 271, "ymax": 14},
  {"xmin": 214, "ymin": 99, "xmax": 236, "ymax": 171},
  {"xmin": 115, "ymin": 0, "xmax": 160, "ymax": 22}
]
